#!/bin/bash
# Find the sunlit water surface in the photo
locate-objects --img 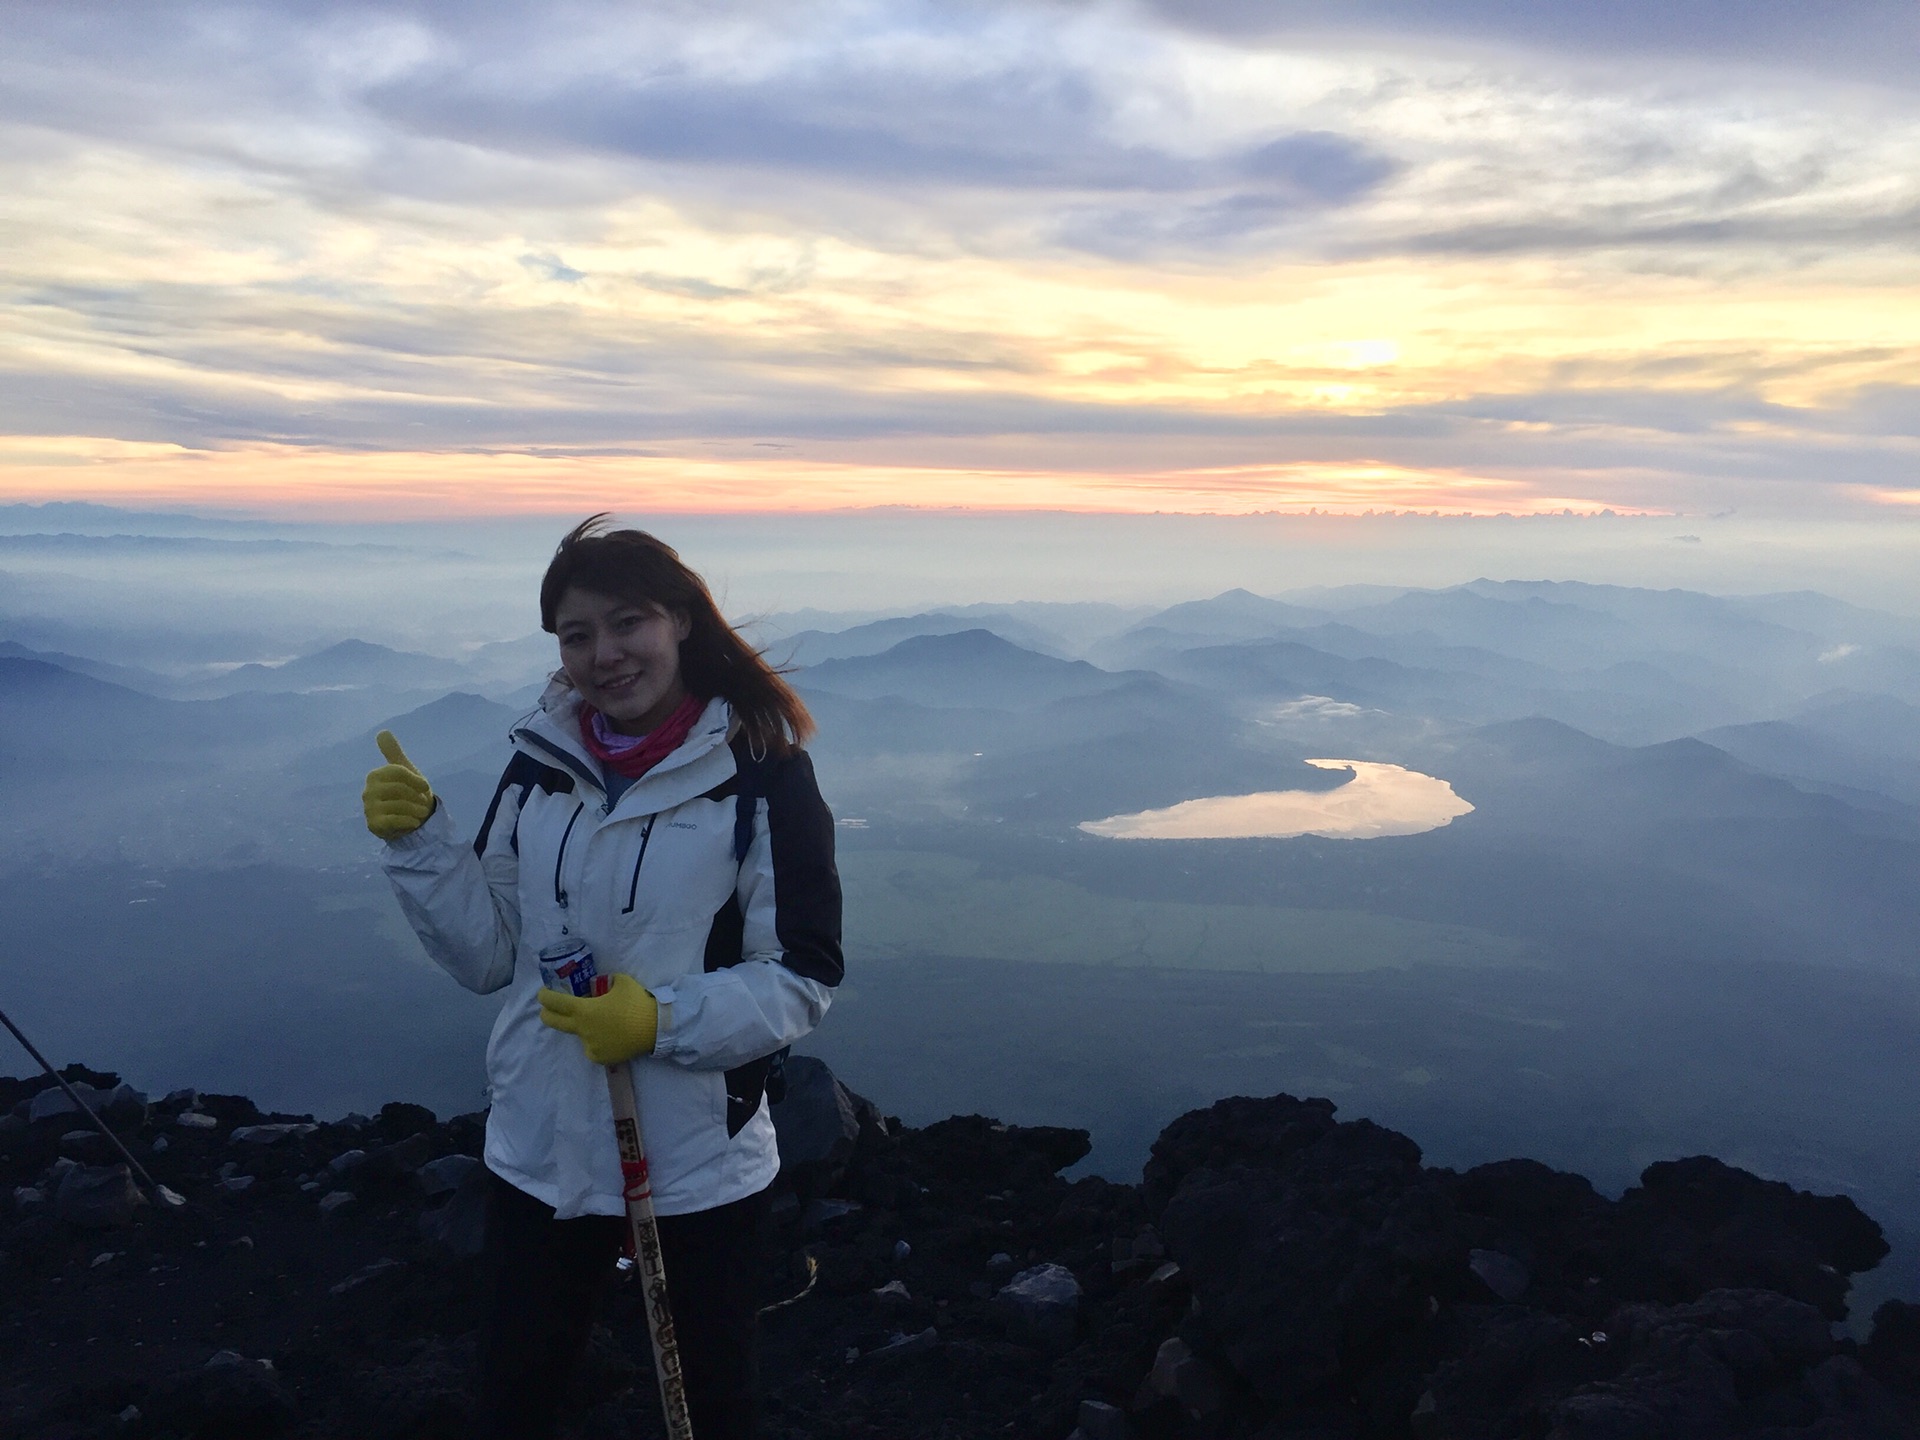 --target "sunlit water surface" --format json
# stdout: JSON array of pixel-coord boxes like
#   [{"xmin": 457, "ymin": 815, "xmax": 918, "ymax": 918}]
[{"xmin": 1080, "ymin": 759, "xmax": 1472, "ymax": 840}]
